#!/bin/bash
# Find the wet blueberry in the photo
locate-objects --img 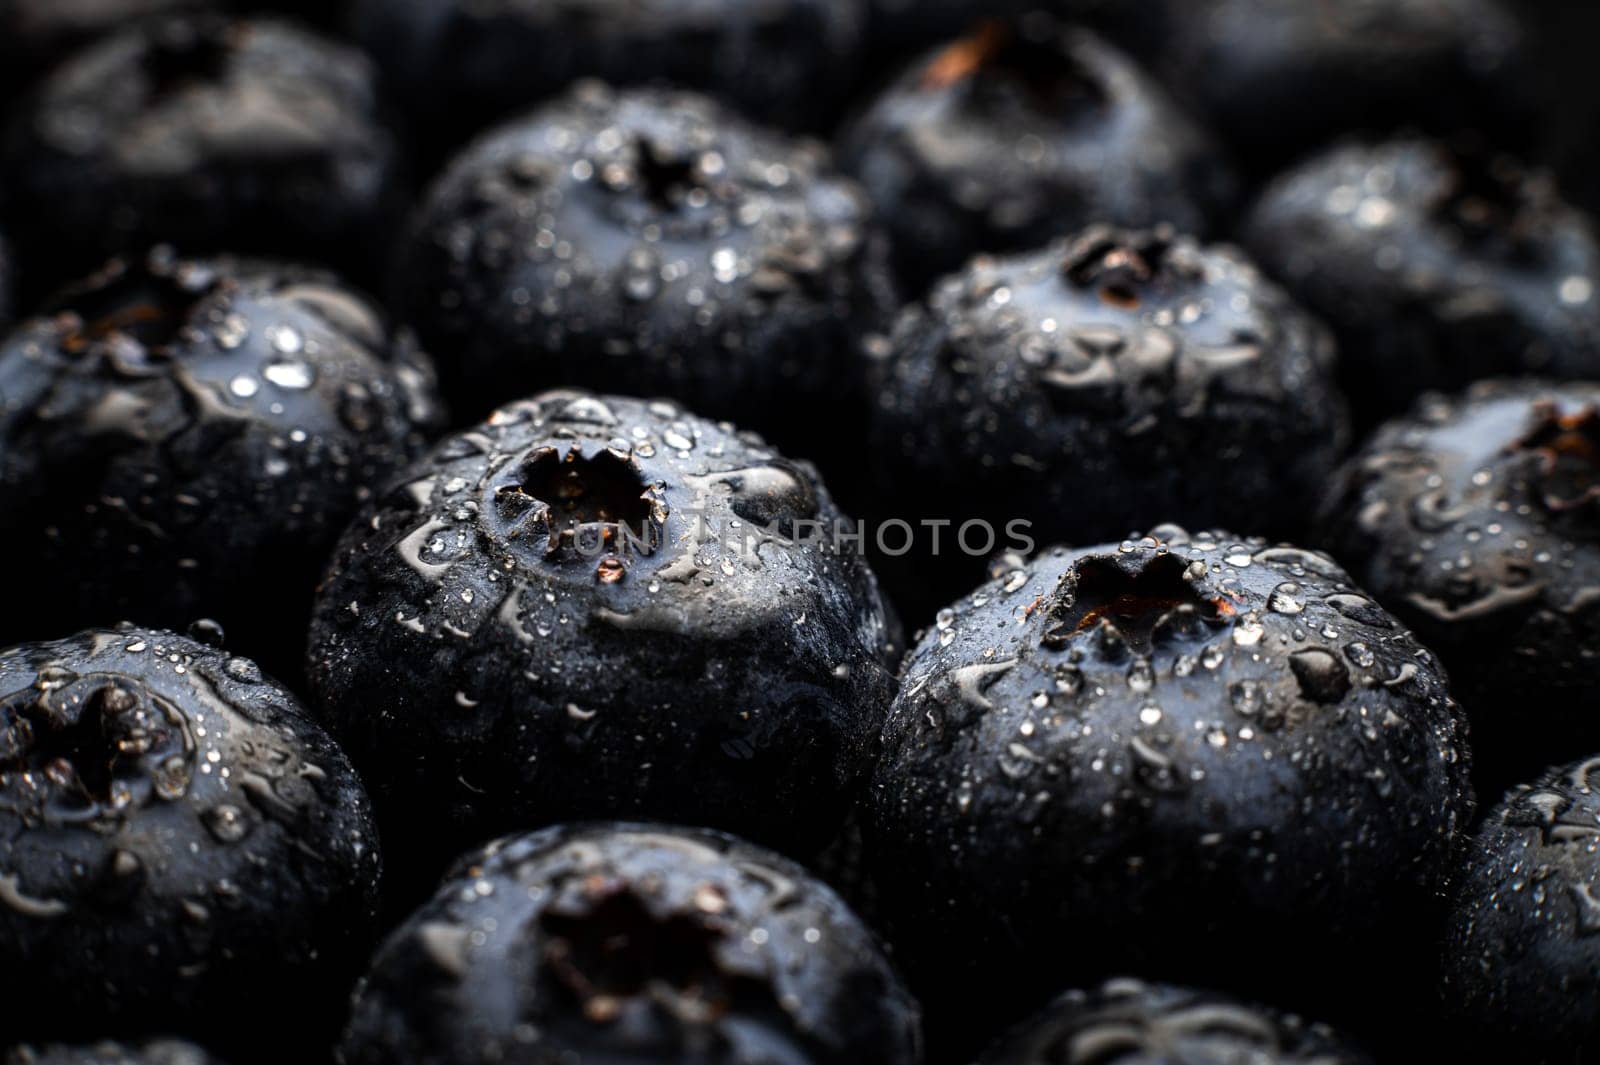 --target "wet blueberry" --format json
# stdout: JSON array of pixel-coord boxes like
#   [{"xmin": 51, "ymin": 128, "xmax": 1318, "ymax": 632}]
[
  {"xmin": 340, "ymin": 823, "xmax": 921, "ymax": 1065},
  {"xmin": 354, "ymin": 0, "xmax": 866, "ymax": 153},
  {"xmin": 4, "ymin": 1042, "xmax": 218, "ymax": 1065},
  {"xmin": 868, "ymin": 226, "xmax": 1346, "ymax": 605},
  {"xmin": 397, "ymin": 82, "xmax": 894, "ymax": 458},
  {"xmin": 841, "ymin": 19, "xmax": 1235, "ymax": 294},
  {"xmin": 978, "ymin": 979, "xmax": 1372, "ymax": 1065},
  {"xmin": 0, "ymin": 626, "xmax": 381, "ymax": 1055},
  {"xmin": 1156, "ymin": 0, "xmax": 1529, "ymax": 172},
  {"xmin": 866, "ymin": 527, "xmax": 1471, "ymax": 1045},
  {"xmin": 1319, "ymin": 380, "xmax": 1600, "ymax": 793},
  {"xmin": 0, "ymin": 248, "xmax": 443, "ymax": 678},
  {"xmin": 306, "ymin": 391, "xmax": 898, "ymax": 887},
  {"xmin": 1, "ymin": 14, "xmax": 401, "ymax": 292},
  {"xmin": 1441, "ymin": 754, "xmax": 1600, "ymax": 1064},
  {"xmin": 1246, "ymin": 138, "xmax": 1600, "ymax": 424}
]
